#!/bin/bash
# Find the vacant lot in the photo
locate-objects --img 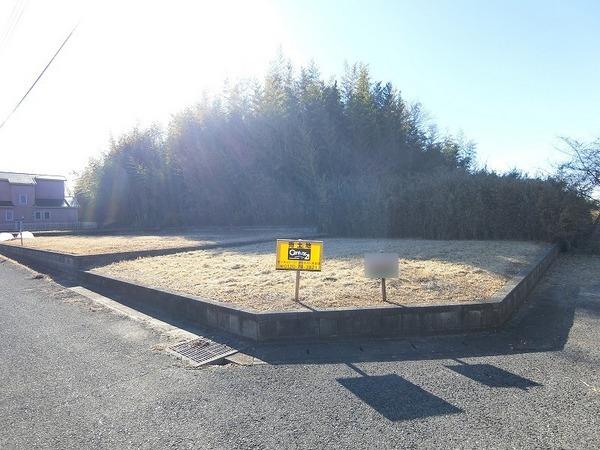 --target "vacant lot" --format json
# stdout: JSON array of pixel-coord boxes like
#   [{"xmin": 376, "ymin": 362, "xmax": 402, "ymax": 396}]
[
  {"xmin": 0, "ymin": 227, "xmax": 315, "ymax": 255},
  {"xmin": 96, "ymin": 239, "xmax": 549, "ymax": 311}
]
